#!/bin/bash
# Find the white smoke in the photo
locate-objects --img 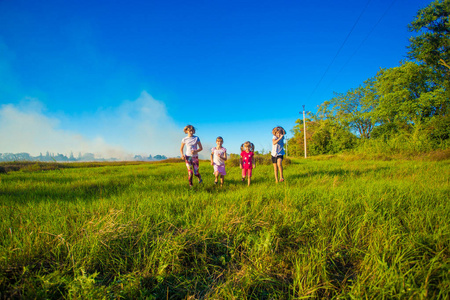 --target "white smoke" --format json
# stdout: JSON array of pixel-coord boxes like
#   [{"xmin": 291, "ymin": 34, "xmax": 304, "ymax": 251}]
[
  {"xmin": 0, "ymin": 92, "xmax": 183, "ymax": 159},
  {"xmin": 93, "ymin": 91, "xmax": 181, "ymax": 157}
]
